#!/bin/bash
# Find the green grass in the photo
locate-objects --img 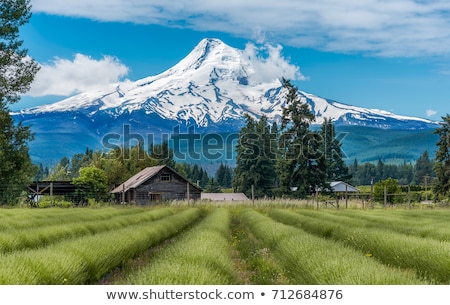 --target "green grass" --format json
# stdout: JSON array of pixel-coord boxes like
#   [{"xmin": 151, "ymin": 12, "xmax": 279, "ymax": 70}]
[
  {"xmin": 122, "ymin": 208, "xmax": 237, "ymax": 285},
  {"xmin": 270, "ymin": 208, "xmax": 450, "ymax": 284},
  {"xmin": 240, "ymin": 209, "xmax": 427, "ymax": 284},
  {"xmin": 0, "ymin": 205, "xmax": 448, "ymax": 285},
  {"xmin": 0, "ymin": 208, "xmax": 201, "ymax": 284},
  {"xmin": 0, "ymin": 207, "xmax": 175, "ymax": 253}
]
